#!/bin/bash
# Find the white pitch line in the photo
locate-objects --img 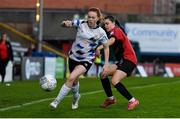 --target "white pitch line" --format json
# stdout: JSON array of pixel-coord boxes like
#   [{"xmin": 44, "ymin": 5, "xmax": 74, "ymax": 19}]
[
  {"xmin": 0, "ymin": 90, "xmax": 104, "ymax": 112},
  {"xmin": 0, "ymin": 80, "xmax": 180, "ymax": 112},
  {"xmin": 129, "ymin": 80, "xmax": 180, "ymax": 89}
]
